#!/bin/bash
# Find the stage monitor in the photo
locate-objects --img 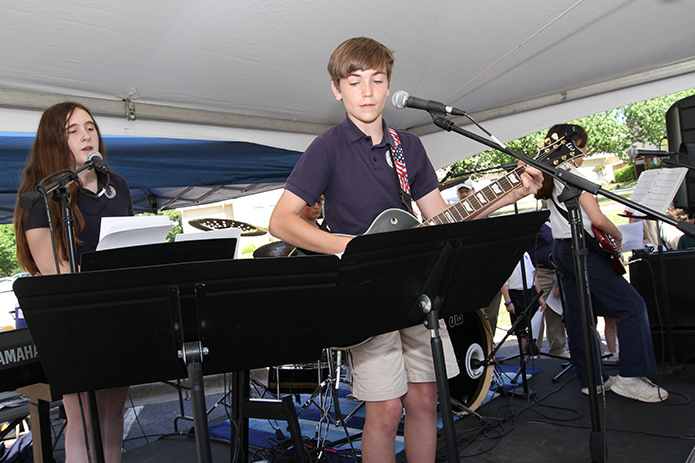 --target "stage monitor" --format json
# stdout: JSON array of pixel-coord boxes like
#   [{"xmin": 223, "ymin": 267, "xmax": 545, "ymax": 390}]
[{"xmin": 629, "ymin": 249, "xmax": 695, "ymax": 364}]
